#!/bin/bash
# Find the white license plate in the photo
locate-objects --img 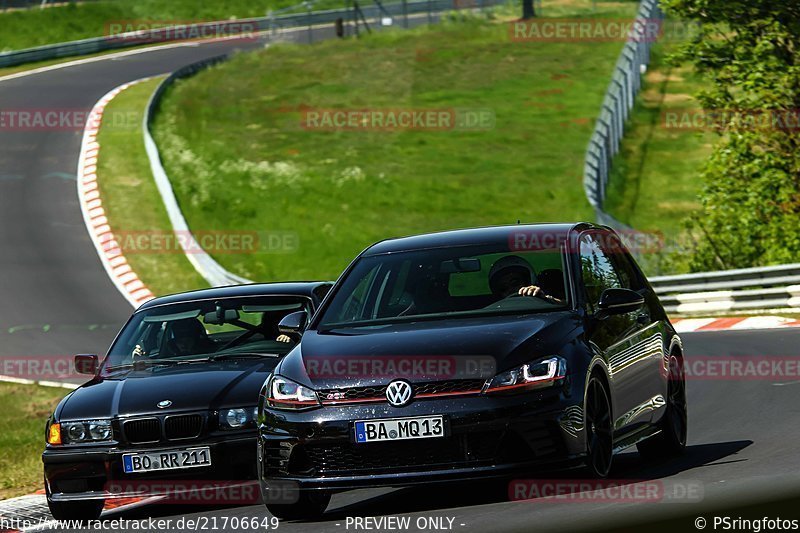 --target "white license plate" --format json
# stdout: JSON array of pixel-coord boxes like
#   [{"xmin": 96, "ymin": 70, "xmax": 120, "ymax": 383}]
[
  {"xmin": 122, "ymin": 447, "xmax": 211, "ymax": 473},
  {"xmin": 355, "ymin": 416, "xmax": 444, "ymax": 443}
]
